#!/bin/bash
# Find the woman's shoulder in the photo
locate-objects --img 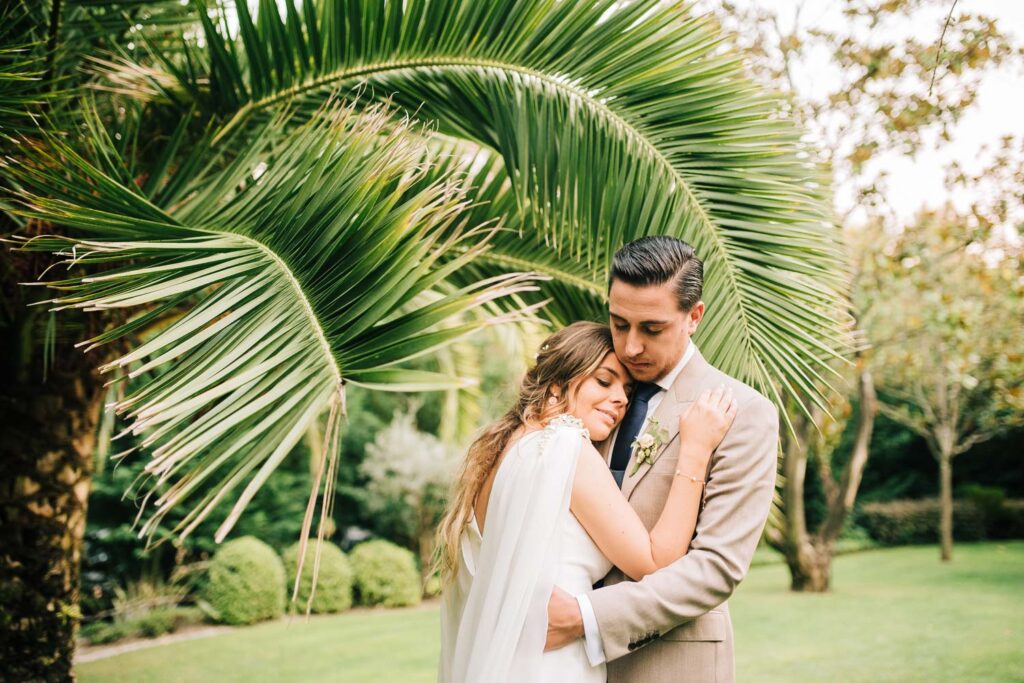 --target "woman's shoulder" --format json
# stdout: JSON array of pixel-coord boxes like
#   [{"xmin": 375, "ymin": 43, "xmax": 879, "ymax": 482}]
[
  {"xmin": 544, "ymin": 413, "xmax": 591, "ymax": 440},
  {"xmin": 538, "ymin": 415, "xmax": 601, "ymax": 468},
  {"xmin": 505, "ymin": 415, "xmax": 594, "ymax": 466}
]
